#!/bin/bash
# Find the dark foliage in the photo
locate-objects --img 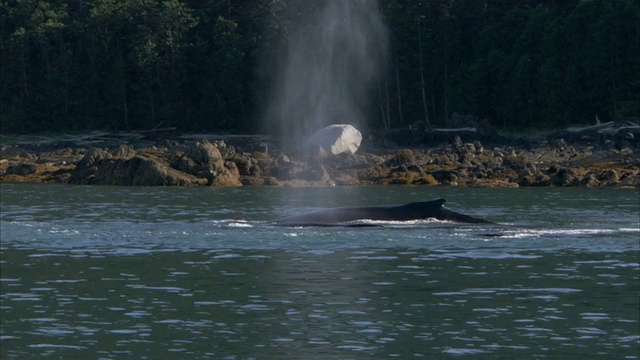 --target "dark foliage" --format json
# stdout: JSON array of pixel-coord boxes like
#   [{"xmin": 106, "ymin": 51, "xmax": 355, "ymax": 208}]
[{"xmin": 1, "ymin": 0, "xmax": 638, "ymax": 134}]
